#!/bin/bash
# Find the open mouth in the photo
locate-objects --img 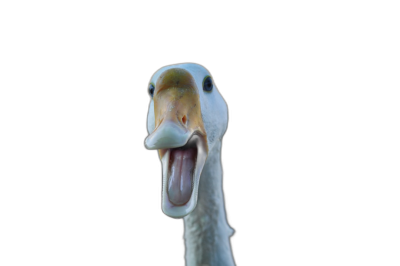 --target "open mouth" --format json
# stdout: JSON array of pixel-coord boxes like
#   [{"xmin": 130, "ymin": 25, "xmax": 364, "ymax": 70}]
[
  {"xmin": 167, "ymin": 142, "xmax": 197, "ymax": 206},
  {"xmin": 160, "ymin": 134, "xmax": 207, "ymax": 218}
]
